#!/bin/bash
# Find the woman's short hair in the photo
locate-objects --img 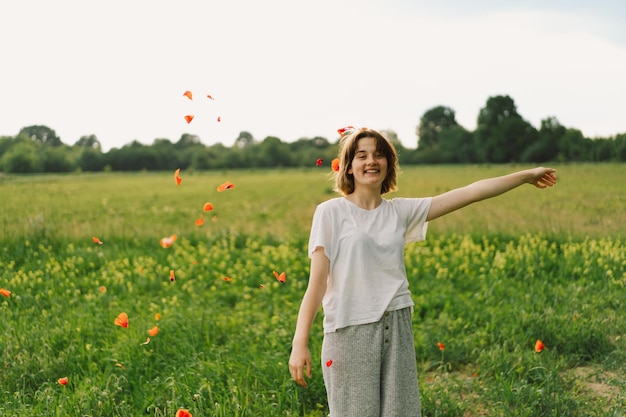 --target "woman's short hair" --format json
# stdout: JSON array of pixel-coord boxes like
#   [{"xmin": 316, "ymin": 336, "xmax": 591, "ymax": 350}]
[{"xmin": 333, "ymin": 128, "xmax": 399, "ymax": 195}]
